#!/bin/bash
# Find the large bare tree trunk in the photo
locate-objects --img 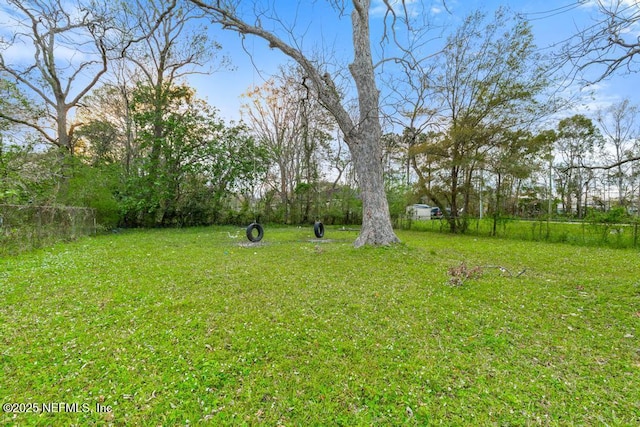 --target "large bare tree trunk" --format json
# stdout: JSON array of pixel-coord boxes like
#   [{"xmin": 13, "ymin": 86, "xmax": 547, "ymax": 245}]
[
  {"xmin": 350, "ymin": 136, "xmax": 398, "ymax": 246},
  {"xmin": 346, "ymin": 0, "xmax": 398, "ymax": 247}
]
